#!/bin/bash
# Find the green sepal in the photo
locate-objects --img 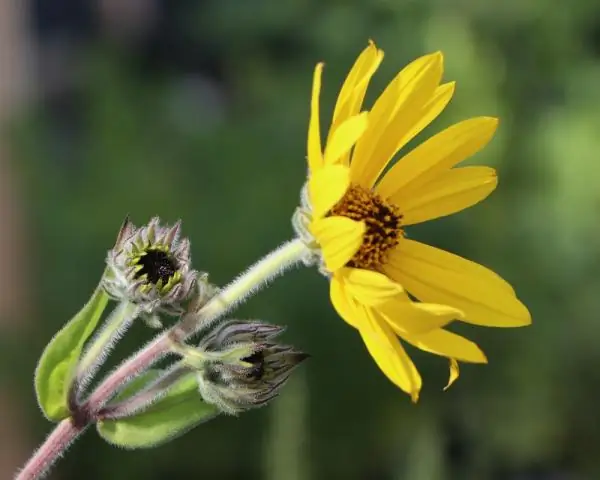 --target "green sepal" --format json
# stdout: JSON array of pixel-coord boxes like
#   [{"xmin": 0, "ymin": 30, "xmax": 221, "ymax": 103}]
[
  {"xmin": 34, "ymin": 286, "xmax": 110, "ymax": 421},
  {"xmin": 97, "ymin": 372, "xmax": 220, "ymax": 449}
]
